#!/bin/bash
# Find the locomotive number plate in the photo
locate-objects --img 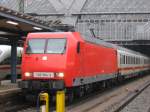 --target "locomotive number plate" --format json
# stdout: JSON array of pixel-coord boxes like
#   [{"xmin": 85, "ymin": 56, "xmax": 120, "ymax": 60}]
[{"xmin": 33, "ymin": 72, "xmax": 54, "ymax": 78}]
